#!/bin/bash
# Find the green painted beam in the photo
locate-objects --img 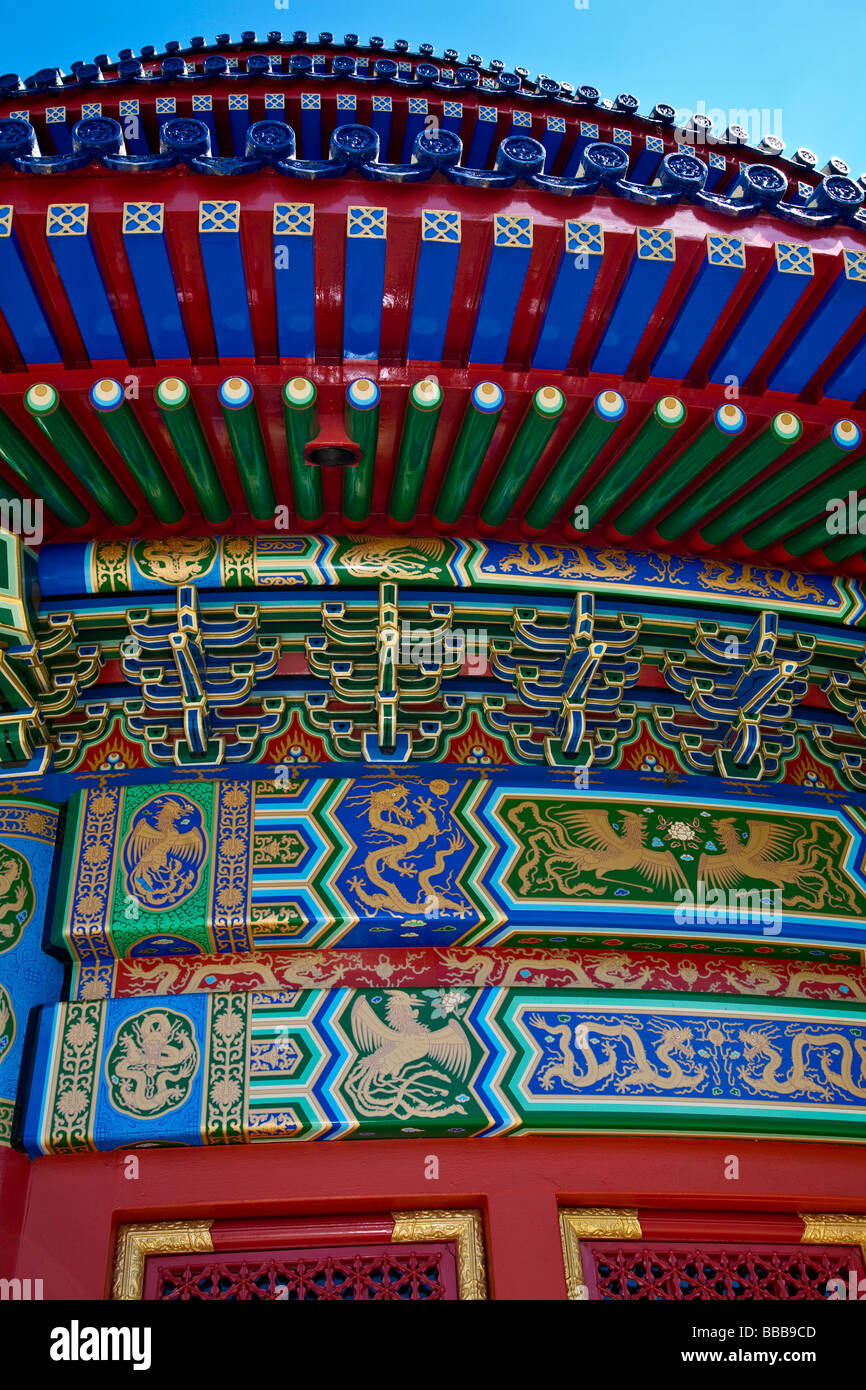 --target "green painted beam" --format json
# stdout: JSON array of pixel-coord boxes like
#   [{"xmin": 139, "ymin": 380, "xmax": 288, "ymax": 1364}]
[
  {"xmin": 742, "ymin": 430, "xmax": 866, "ymax": 556},
  {"xmin": 615, "ymin": 403, "xmax": 744, "ymax": 539},
  {"xmin": 525, "ymin": 390, "xmax": 627, "ymax": 533},
  {"xmin": 703, "ymin": 419, "xmax": 862, "ymax": 548},
  {"xmin": 433, "ymin": 381, "xmax": 503, "ymax": 527},
  {"xmin": 0, "ymin": 405, "xmax": 88, "ymax": 527},
  {"xmin": 282, "ymin": 377, "xmax": 323, "ymax": 524},
  {"xmin": 89, "ymin": 379, "xmax": 183, "ymax": 525},
  {"xmin": 342, "ymin": 378, "xmax": 380, "ymax": 525},
  {"xmin": 581, "ymin": 396, "xmax": 687, "ymax": 530},
  {"xmin": 659, "ymin": 410, "xmax": 802, "ymax": 543},
  {"xmin": 218, "ymin": 377, "xmax": 276, "ymax": 521},
  {"xmin": 389, "ymin": 378, "xmax": 444, "ymax": 525},
  {"xmin": 480, "ymin": 386, "xmax": 565, "ymax": 528},
  {"xmin": 155, "ymin": 378, "xmax": 230, "ymax": 524},
  {"xmin": 23, "ymin": 383, "xmax": 137, "ymax": 525},
  {"xmin": 778, "ymin": 463, "xmax": 866, "ymax": 560}
]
